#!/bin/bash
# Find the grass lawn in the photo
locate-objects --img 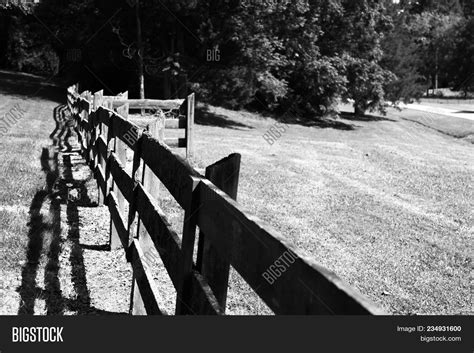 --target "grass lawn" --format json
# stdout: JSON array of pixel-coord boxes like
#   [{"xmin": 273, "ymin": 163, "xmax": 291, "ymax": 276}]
[
  {"xmin": 1, "ymin": 71, "xmax": 472, "ymax": 315},
  {"xmin": 184, "ymin": 103, "xmax": 473, "ymax": 315}
]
